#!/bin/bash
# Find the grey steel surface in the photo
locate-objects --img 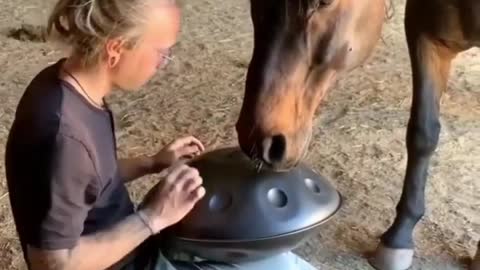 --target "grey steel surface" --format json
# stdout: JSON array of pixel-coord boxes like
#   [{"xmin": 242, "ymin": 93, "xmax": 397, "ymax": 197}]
[{"xmin": 165, "ymin": 147, "xmax": 342, "ymax": 262}]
